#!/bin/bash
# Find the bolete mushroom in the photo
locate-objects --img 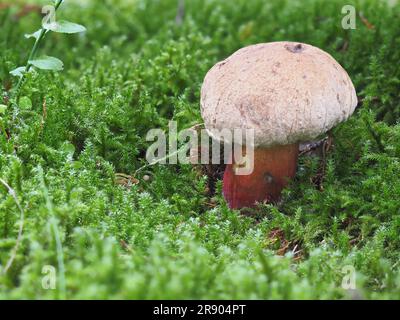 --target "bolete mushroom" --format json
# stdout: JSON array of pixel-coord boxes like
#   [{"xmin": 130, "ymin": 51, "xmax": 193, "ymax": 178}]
[{"xmin": 200, "ymin": 42, "xmax": 357, "ymax": 209}]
